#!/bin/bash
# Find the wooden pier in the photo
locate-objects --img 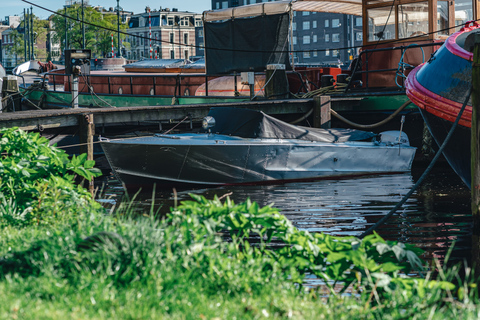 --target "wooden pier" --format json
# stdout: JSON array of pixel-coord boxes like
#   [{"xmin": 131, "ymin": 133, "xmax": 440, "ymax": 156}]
[{"xmin": 0, "ymin": 98, "xmax": 314, "ymax": 131}]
